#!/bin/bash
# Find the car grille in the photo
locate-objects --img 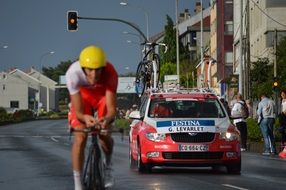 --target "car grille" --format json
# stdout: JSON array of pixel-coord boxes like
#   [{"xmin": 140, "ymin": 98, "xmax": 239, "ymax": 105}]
[
  {"xmin": 170, "ymin": 132, "xmax": 215, "ymax": 143},
  {"xmin": 162, "ymin": 152, "xmax": 223, "ymax": 160}
]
